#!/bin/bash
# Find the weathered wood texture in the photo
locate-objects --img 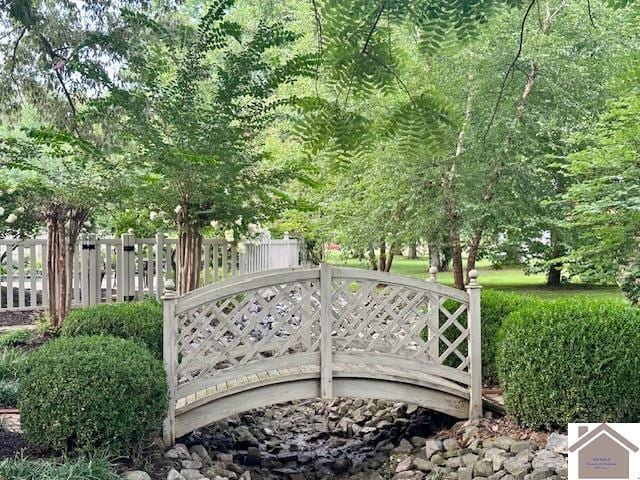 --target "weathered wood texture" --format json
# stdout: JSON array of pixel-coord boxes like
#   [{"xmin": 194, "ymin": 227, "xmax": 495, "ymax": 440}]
[
  {"xmin": 163, "ymin": 264, "xmax": 482, "ymax": 444},
  {"xmin": 0, "ymin": 234, "xmax": 301, "ymax": 311}
]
